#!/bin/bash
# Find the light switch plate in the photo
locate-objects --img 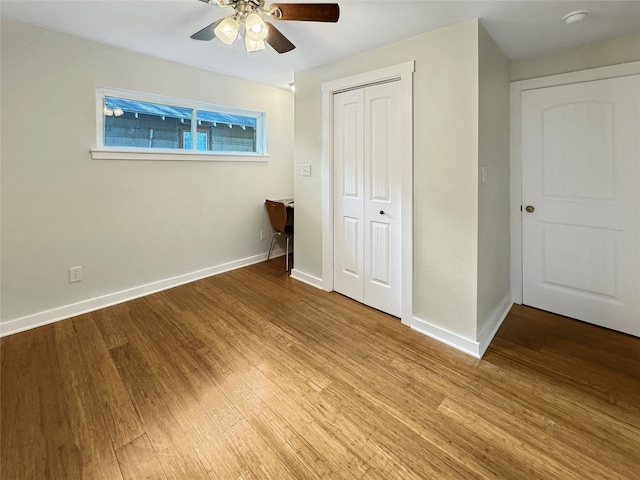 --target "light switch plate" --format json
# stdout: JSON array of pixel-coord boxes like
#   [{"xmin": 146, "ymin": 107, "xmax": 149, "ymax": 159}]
[{"xmin": 302, "ymin": 164, "xmax": 311, "ymax": 177}]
